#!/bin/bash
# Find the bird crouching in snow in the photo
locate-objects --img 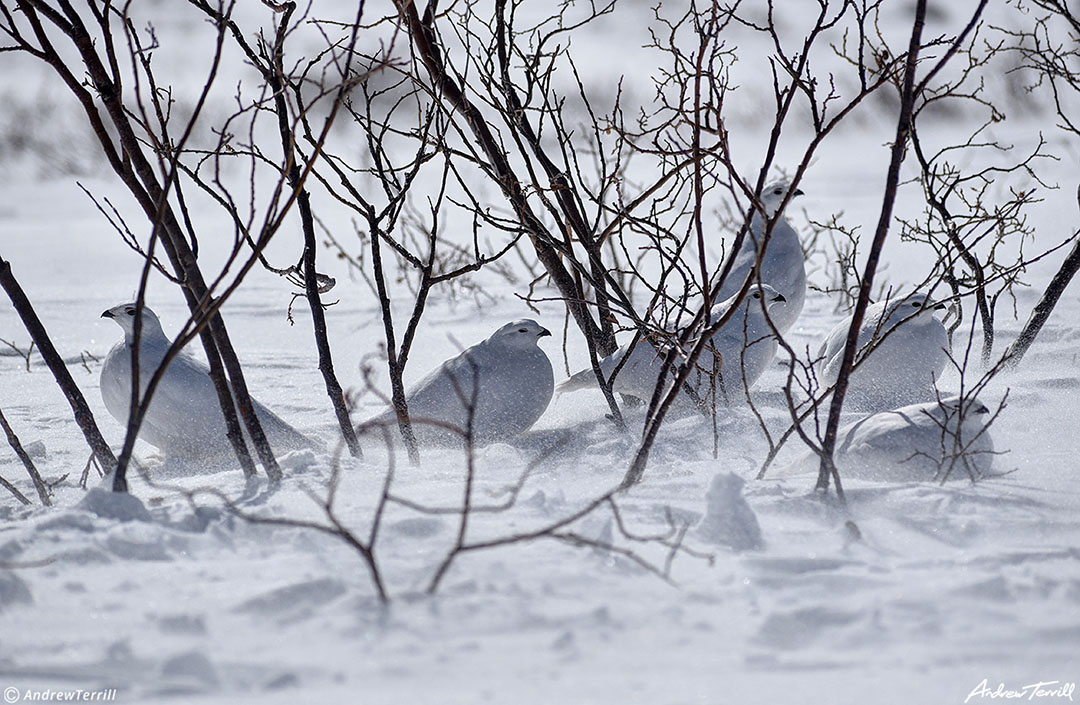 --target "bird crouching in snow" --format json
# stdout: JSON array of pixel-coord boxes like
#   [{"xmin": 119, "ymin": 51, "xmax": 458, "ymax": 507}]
[
  {"xmin": 816, "ymin": 292, "xmax": 950, "ymax": 412},
  {"xmin": 100, "ymin": 303, "xmax": 320, "ymax": 468},
  {"xmin": 360, "ymin": 319, "xmax": 555, "ymax": 447},
  {"xmin": 716, "ymin": 180, "xmax": 808, "ymax": 334},
  {"xmin": 558, "ymin": 284, "xmax": 788, "ymax": 411},
  {"xmin": 792, "ymin": 395, "xmax": 998, "ymax": 482}
]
